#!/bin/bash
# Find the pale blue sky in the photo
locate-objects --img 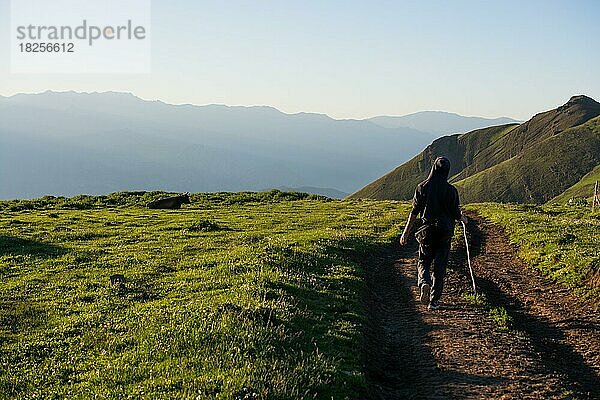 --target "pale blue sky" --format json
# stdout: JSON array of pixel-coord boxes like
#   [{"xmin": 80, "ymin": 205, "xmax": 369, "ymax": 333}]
[{"xmin": 0, "ymin": 0, "xmax": 598, "ymax": 120}]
